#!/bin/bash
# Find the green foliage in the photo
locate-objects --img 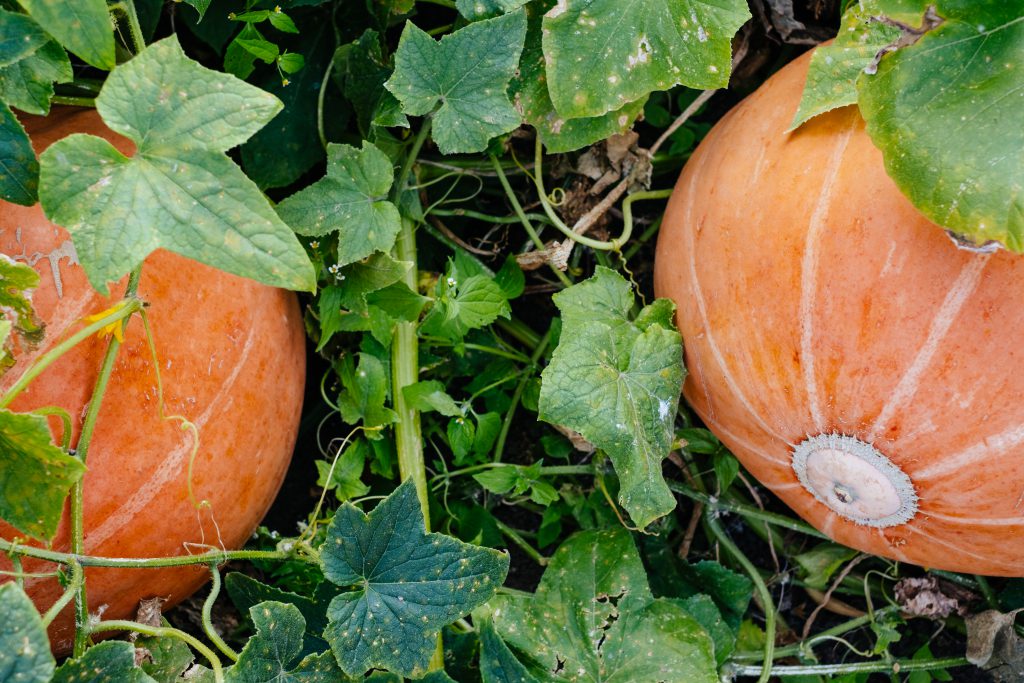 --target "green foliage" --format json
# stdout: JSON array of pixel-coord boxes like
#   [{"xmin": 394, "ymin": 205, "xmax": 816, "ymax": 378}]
[
  {"xmin": 38, "ymin": 36, "xmax": 315, "ymax": 294},
  {"xmin": 0, "ymin": 408, "xmax": 86, "ymax": 539},
  {"xmin": 541, "ymin": 0, "xmax": 749, "ymax": 119},
  {"xmin": 51, "ymin": 641, "xmax": 155, "ymax": 682},
  {"xmin": 0, "ymin": 39, "xmax": 71, "ymax": 116},
  {"xmin": 320, "ymin": 479, "xmax": 509, "ymax": 678},
  {"xmin": 386, "ymin": 11, "xmax": 527, "ymax": 154},
  {"xmin": 539, "ymin": 267, "xmax": 683, "ymax": 528},
  {"xmin": 0, "ymin": 253, "xmax": 43, "ymax": 345},
  {"xmin": 0, "ymin": 583, "xmax": 54, "ymax": 683},
  {"xmin": 226, "ymin": 602, "xmax": 344, "ymax": 682},
  {"xmin": 0, "ymin": 102, "xmax": 37, "ymax": 205},
  {"xmin": 17, "ymin": 0, "xmax": 113, "ymax": 69},
  {"xmin": 485, "ymin": 529, "xmax": 718, "ymax": 682}
]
